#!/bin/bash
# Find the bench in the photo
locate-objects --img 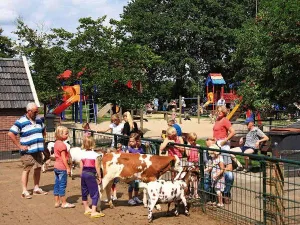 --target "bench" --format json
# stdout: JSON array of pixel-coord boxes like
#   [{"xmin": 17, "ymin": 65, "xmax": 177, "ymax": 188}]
[{"xmin": 230, "ymin": 135, "xmax": 272, "ymax": 155}]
